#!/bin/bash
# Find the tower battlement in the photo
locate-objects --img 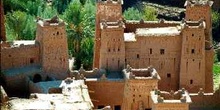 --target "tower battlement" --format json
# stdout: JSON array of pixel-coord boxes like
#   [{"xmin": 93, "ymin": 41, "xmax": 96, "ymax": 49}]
[
  {"xmin": 97, "ymin": 0, "xmax": 123, "ymax": 4},
  {"xmin": 180, "ymin": 19, "xmax": 206, "ymax": 29},
  {"xmin": 37, "ymin": 16, "xmax": 65, "ymax": 27},
  {"xmin": 184, "ymin": 0, "xmax": 213, "ymax": 7}
]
